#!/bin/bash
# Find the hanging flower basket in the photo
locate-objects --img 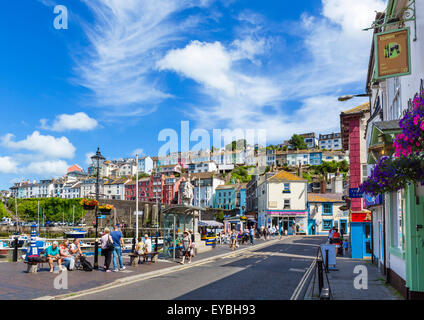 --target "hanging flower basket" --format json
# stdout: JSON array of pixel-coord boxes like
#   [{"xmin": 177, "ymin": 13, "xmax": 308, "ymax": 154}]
[
  {"xmin": 98, "ymin": 204, "xmax": 114, "ymax": 215},
  {"xmin": 80, "ymin": 199, "xmax": 98, "ymax": 211}
]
